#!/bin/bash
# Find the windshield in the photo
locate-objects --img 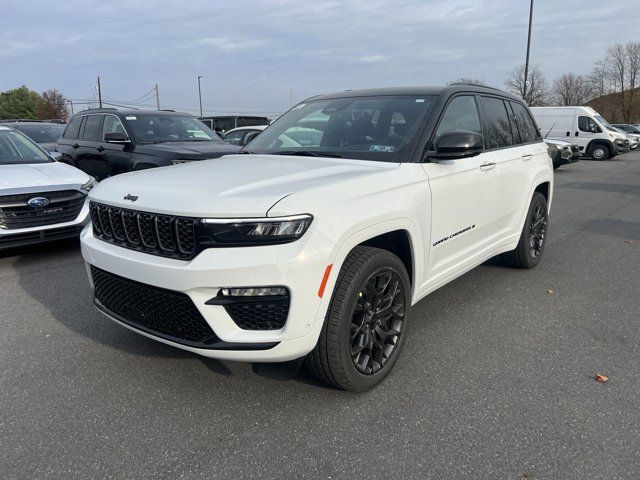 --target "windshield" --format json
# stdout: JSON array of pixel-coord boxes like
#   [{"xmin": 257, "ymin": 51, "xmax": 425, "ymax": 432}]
[
  {"xmin": 0, "ymin": 130, "xmax": 53, "ymax": 164},
  {"xmin": 13, "ymin": 124, "xmax": 65, "ymax": 143},
  {"xmin": 244, "ymin": 95, "xmax": 437, "ymax": 162},
  {"xmin": 123, "ymin": 114, "xmax": 224, "ymax": 143},
  {"xmin": 594, "ymin": 115, "xmax": 615, "ymax": 131}
]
